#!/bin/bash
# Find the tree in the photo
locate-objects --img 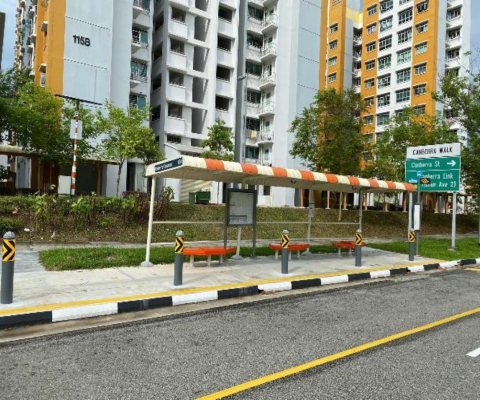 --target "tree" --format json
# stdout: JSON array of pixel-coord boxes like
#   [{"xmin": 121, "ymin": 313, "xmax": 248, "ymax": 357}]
[
  {"xmin": 289, "ymin": 89, "xmax": 369, "ymax": 176},
  {"xmin": 201, "ymin": 119, "xmax": 234, "ymax": 203},
  {"xmin": 366, "ymin": 108, "xmax": 457, "ymax": 182},
  {"xmin": 433, "ymin": 72, "xmax": 480, "ymax": 195},
  {"xmin": 200, "ymin": 118, "xmax": 234, "ymax": 161},
  {"xmin": 97, "ymin": 102, "xmax": 158, "ymax": 197}
]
